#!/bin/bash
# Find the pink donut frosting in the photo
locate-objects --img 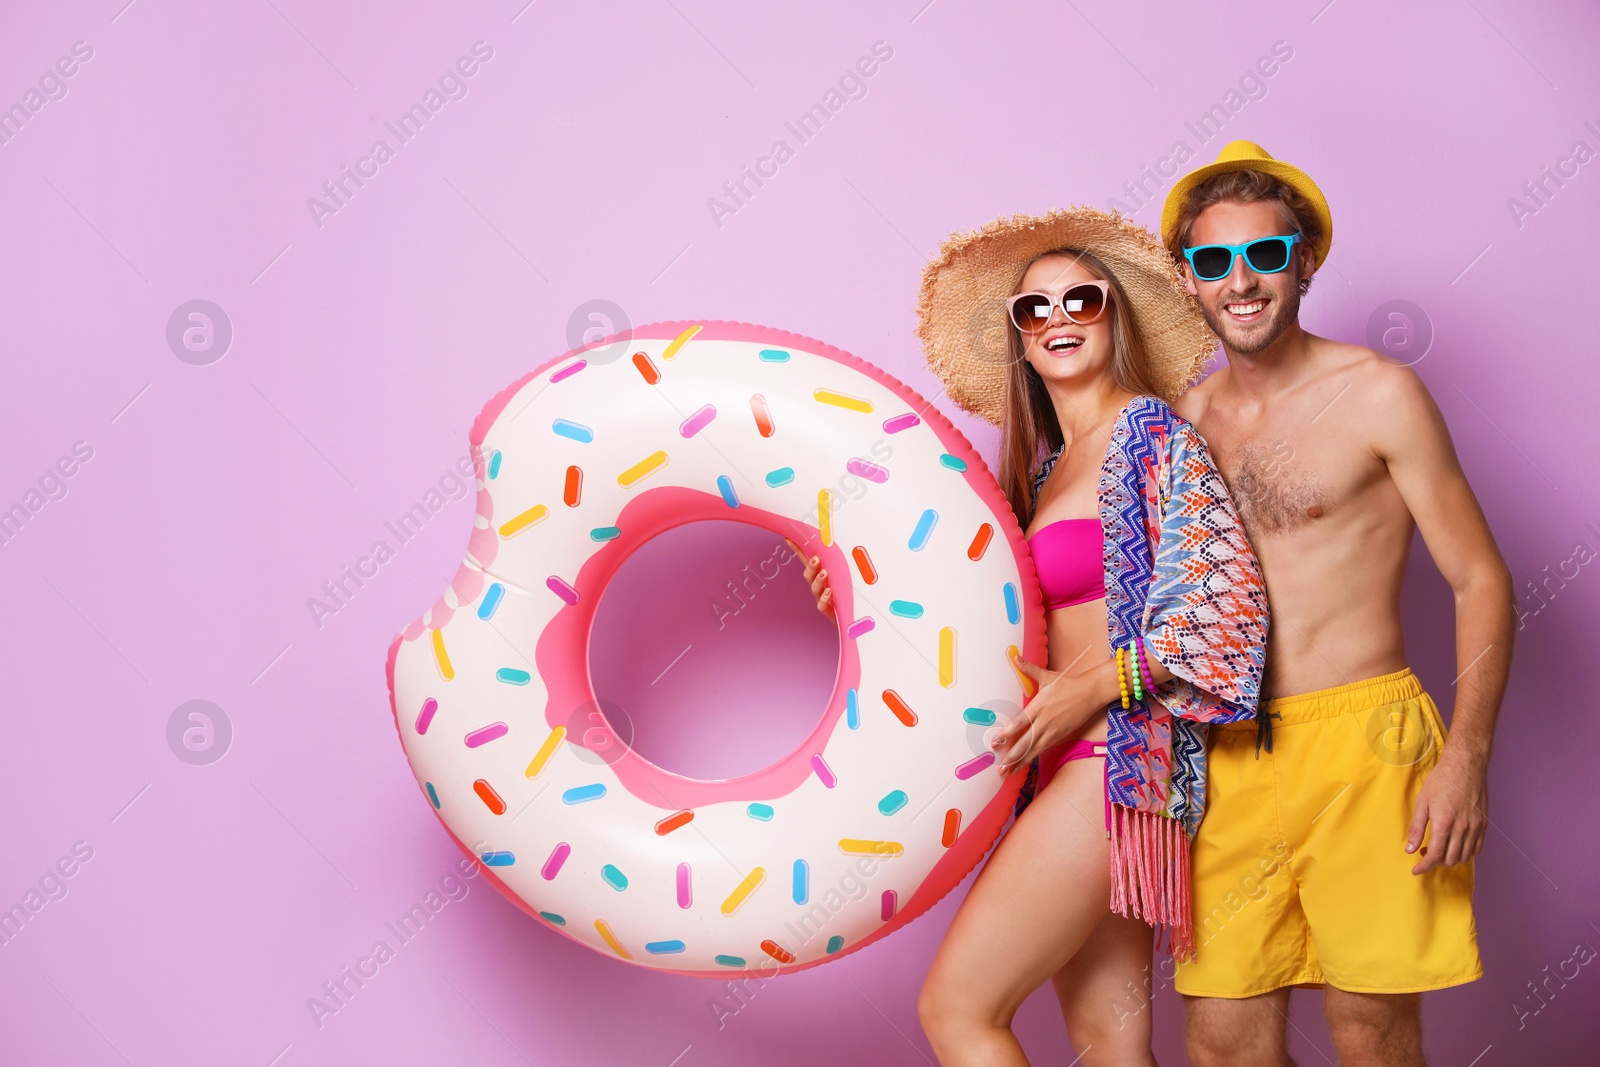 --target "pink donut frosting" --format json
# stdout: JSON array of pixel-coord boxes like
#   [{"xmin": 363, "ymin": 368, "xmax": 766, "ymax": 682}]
[{"xmin": 385, "ymin": 319, "xmax": 1046, "ymax": 977}]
